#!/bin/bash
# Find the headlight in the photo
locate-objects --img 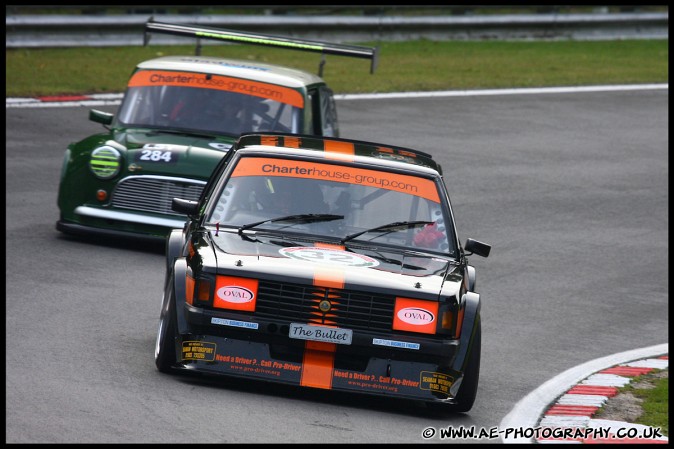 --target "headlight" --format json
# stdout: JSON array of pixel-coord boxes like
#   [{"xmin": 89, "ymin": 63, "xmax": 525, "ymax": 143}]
[{"xmin": 89, "ymin": 146, "xmax": 122, "ymax": 179}]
